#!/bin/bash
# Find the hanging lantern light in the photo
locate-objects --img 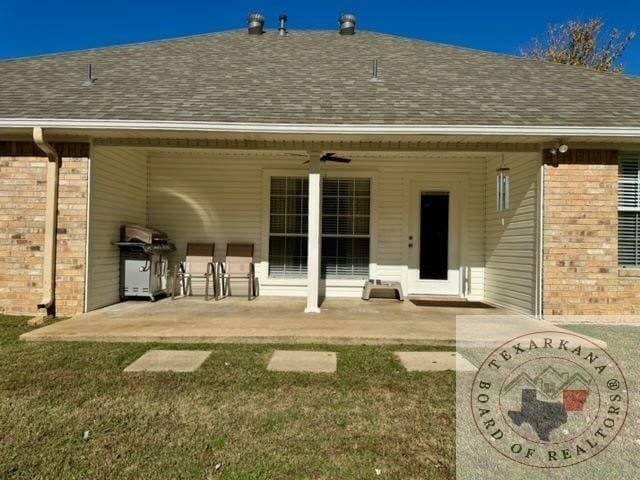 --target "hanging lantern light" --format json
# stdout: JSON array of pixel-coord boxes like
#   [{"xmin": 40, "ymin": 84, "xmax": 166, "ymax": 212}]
[{"xmin": 496, "ymin": 156, "xmax": 510, "ymax": 212}]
